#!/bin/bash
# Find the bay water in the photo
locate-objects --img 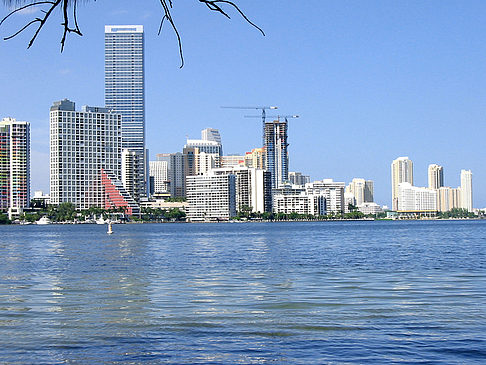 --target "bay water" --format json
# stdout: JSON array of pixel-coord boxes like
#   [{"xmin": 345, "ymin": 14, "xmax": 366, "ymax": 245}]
[{"xmin": 1, "ymin": 220, "xmax": 485, "ymax": 363}]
